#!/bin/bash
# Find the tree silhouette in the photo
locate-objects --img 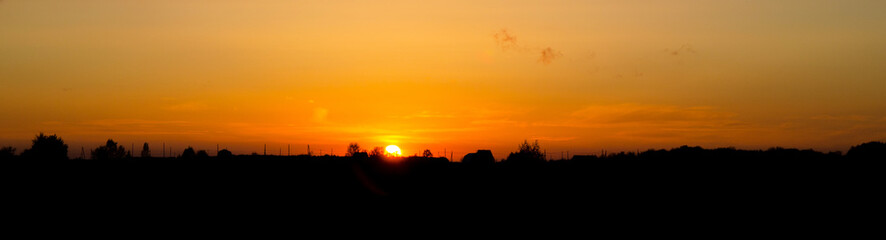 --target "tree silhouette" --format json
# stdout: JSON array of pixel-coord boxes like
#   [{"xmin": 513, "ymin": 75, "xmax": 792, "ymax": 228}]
[
  {"xmin": 217, "ymin": 149, "xmax": 233, "ymax": 159},
  {"xmin": 423, "ymin": 149, "xmax": 433, "ymax": 158},
  {"xmin": 847, "ymin": 141, "xmax": 886, "ymax": 160},
  {"xmin": 140, "ymin": 143, "xmax": 151, "ymax": 158},
  {"xmin": 91, "ymin": 139, "xmax": 127, "ymax": 160},
  {"xmin": 506, "ymin": 140, "xmax": 545, "ymax": 164},
  {"xmin": 196, "ymin": 150, "xmax": 209, "ymax": 159},
  {"xmin": 347, "ymin": 142, "xmax": 362, "ymax": 157},
  {"xmin": 0, "ymin": 146, "xmax": 15, "ymax": 160},
  {"xmin": 181, "ymin": 147, "xmax": 196, "ymax": 159},
  {"xmin": 369, "ymin": 147, "xmax": 385, "ymax": 158},
  {"xmin": 21, "ymin": 133, "xmax": 68, "ymax": 161}
]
